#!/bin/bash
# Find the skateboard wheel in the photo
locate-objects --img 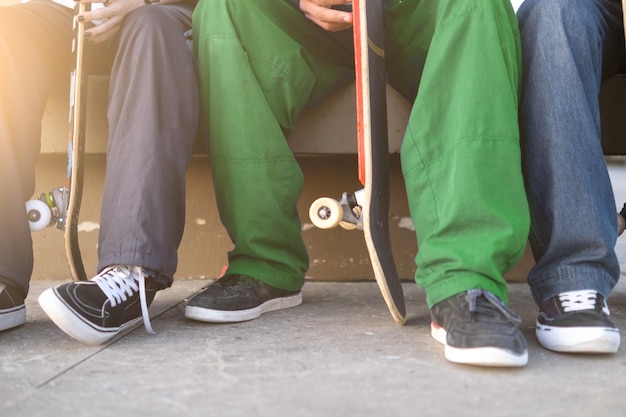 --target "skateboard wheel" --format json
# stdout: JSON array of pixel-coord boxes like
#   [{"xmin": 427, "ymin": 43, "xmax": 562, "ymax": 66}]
[
  {"xmin": 26, "ymin": 200, "xmax": 52, "ymax": 231},
  {"xmin": 309, "ymin": 197, "xmax": 343, "ymax": 229},
  {"xmin": 619, "ymin": 214, "xmax": 625, "ymax": 236}
]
